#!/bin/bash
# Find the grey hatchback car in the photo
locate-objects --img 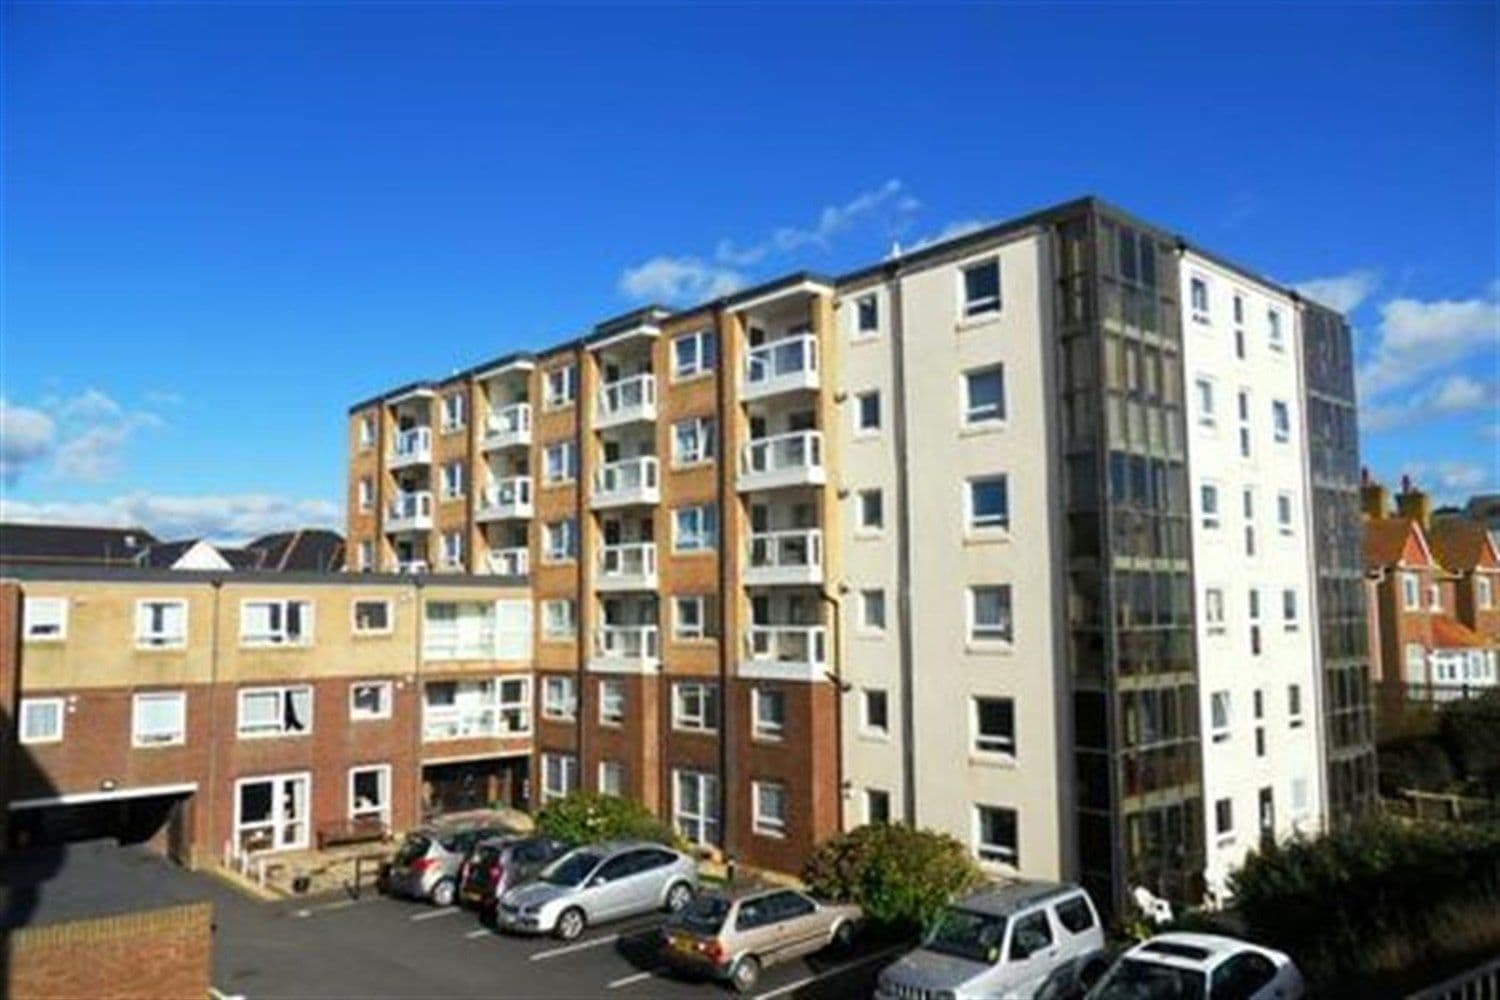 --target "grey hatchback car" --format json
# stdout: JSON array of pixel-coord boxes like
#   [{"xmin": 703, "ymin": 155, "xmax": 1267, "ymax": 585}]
[
  {"xmin": 384, "ymin": 818, "xmax": 519, "ymax": 907},
  {"xmin": 496, "ymin": 841, "xmax": 698, "ymax": 940}
]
